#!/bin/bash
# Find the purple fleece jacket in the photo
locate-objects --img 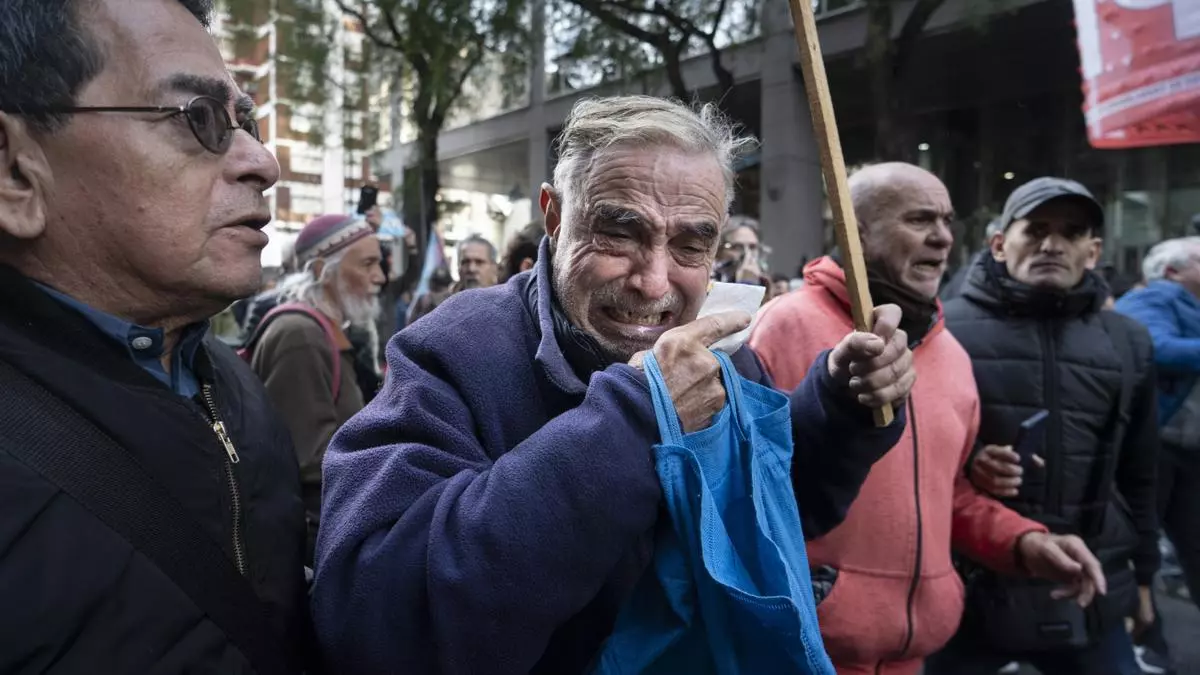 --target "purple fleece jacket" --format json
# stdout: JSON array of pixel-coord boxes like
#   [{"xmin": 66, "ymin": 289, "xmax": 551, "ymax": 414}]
[{"xmin": 311, "ymin": 244, "xmax": 905, "ymax": 675}]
